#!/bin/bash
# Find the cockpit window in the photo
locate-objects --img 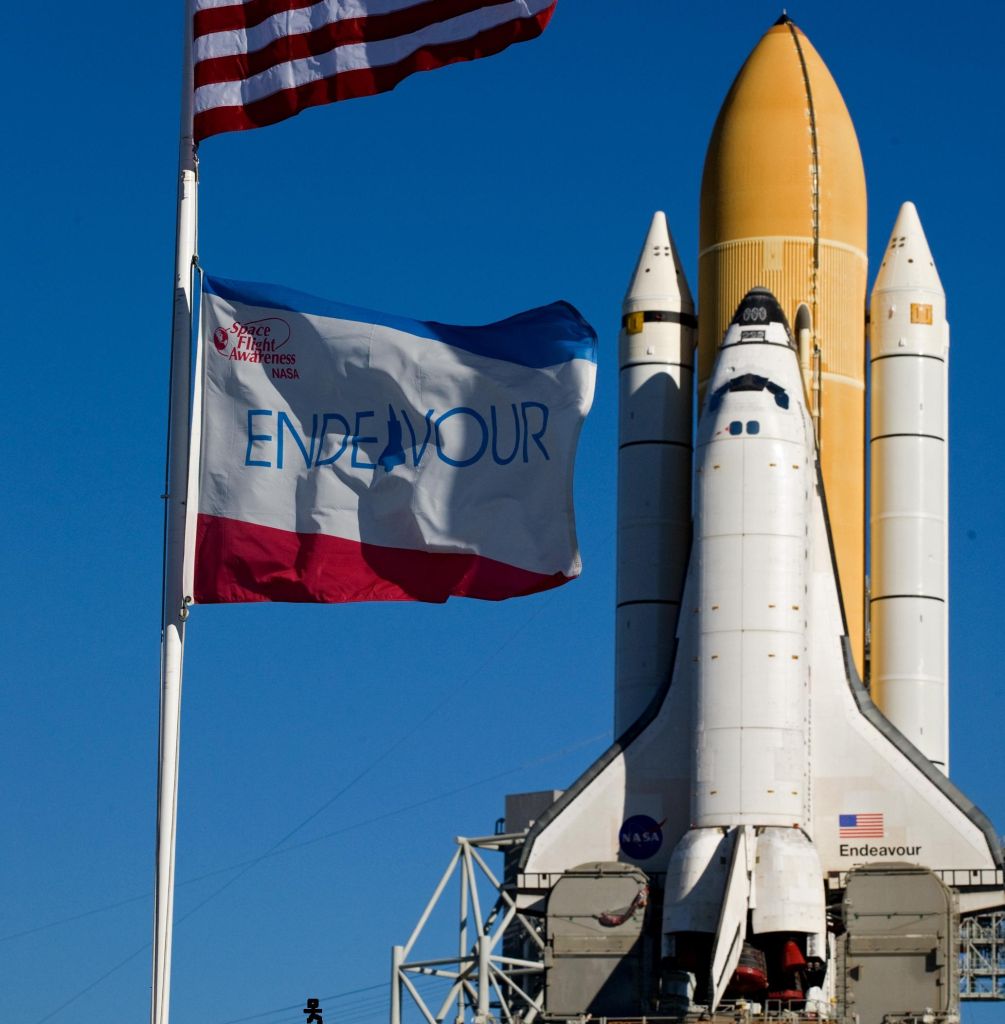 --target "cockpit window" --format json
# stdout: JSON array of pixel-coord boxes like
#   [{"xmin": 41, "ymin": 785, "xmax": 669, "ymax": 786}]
[
  {"xmin": 709, "ymin": 374, "xmax": 790, "ymax": 411},
  {"xmin": 727, "ymin": 372, "xmax": 768, "ymax": 392}
]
